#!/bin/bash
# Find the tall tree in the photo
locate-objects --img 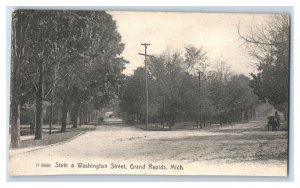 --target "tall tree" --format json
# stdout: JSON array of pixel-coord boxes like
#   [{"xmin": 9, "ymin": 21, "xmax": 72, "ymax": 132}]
[
  {"xmin": 239, "ymin": 14, "xmax": 290, "ymax": 119},
  {"xmin": 206, "ymin": 61, "xmax": 231, "ymax": 125},
  {"xmin": 22, "ymin": 10, "xmax": 91, "ymax": 139},
  {"xmin": 119, "ymin": 68, "xmax": 148, "ymax": 123},
  {"xmin": 54, "ymin": 11, "xmax": 127, "ymax": 131},
  {"xmin": 12, "ymin": 10, "xmax": 127, "ymax": 139},
  {"xmin": 144, "ymin": 46, "xmax": 206, "ymax": 128},
  {"xmin": 120, "ymin": 47, "xmax": 260, "ymax": 129},
  {"xmin": 10, "ymin": 10, "xmax": 32, "ymax": 147}
]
